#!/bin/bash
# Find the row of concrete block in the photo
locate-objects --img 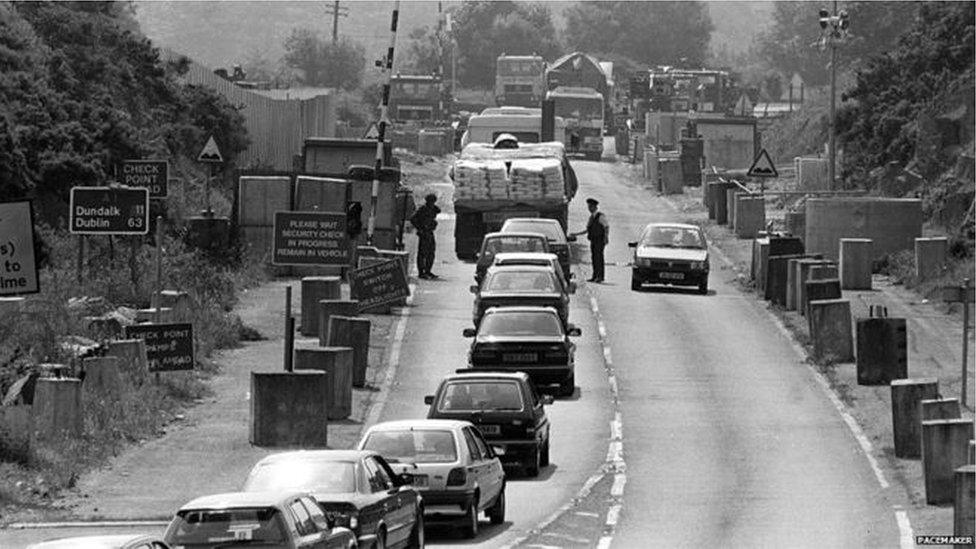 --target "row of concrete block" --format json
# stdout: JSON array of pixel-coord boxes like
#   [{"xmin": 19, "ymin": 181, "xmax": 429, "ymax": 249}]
[{"xmin": 705, "ymin": 181, "xmax": 766, "ymax": 239}]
